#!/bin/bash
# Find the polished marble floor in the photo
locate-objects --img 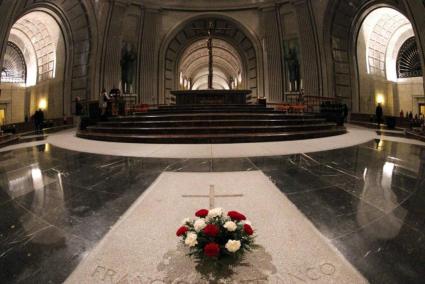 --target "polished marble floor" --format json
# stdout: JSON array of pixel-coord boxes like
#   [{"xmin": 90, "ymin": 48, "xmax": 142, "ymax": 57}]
[{"xmin": 0, "ymin": 139, "xmax": 424, "ymax": 283}]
